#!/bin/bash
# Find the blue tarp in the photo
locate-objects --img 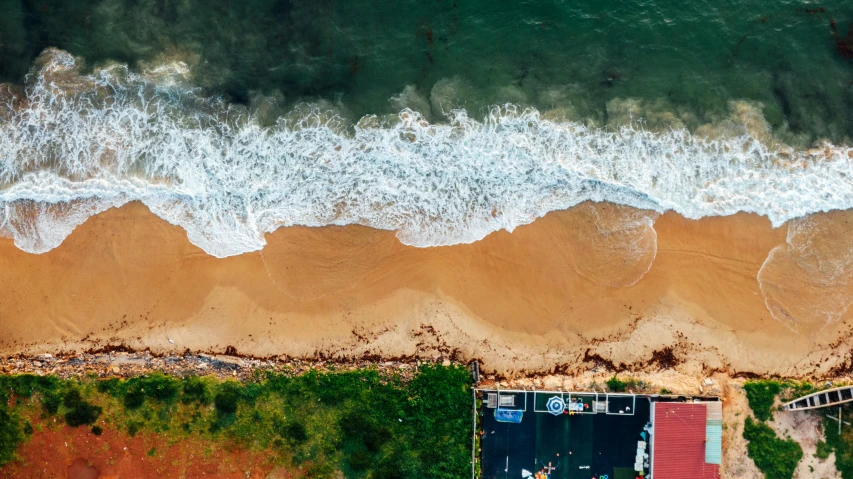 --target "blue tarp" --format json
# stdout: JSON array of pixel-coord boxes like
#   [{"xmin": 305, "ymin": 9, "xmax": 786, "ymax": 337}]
[{"xmin": 494, "ymin": 409, "xmax": 523, "ymax": 423}]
